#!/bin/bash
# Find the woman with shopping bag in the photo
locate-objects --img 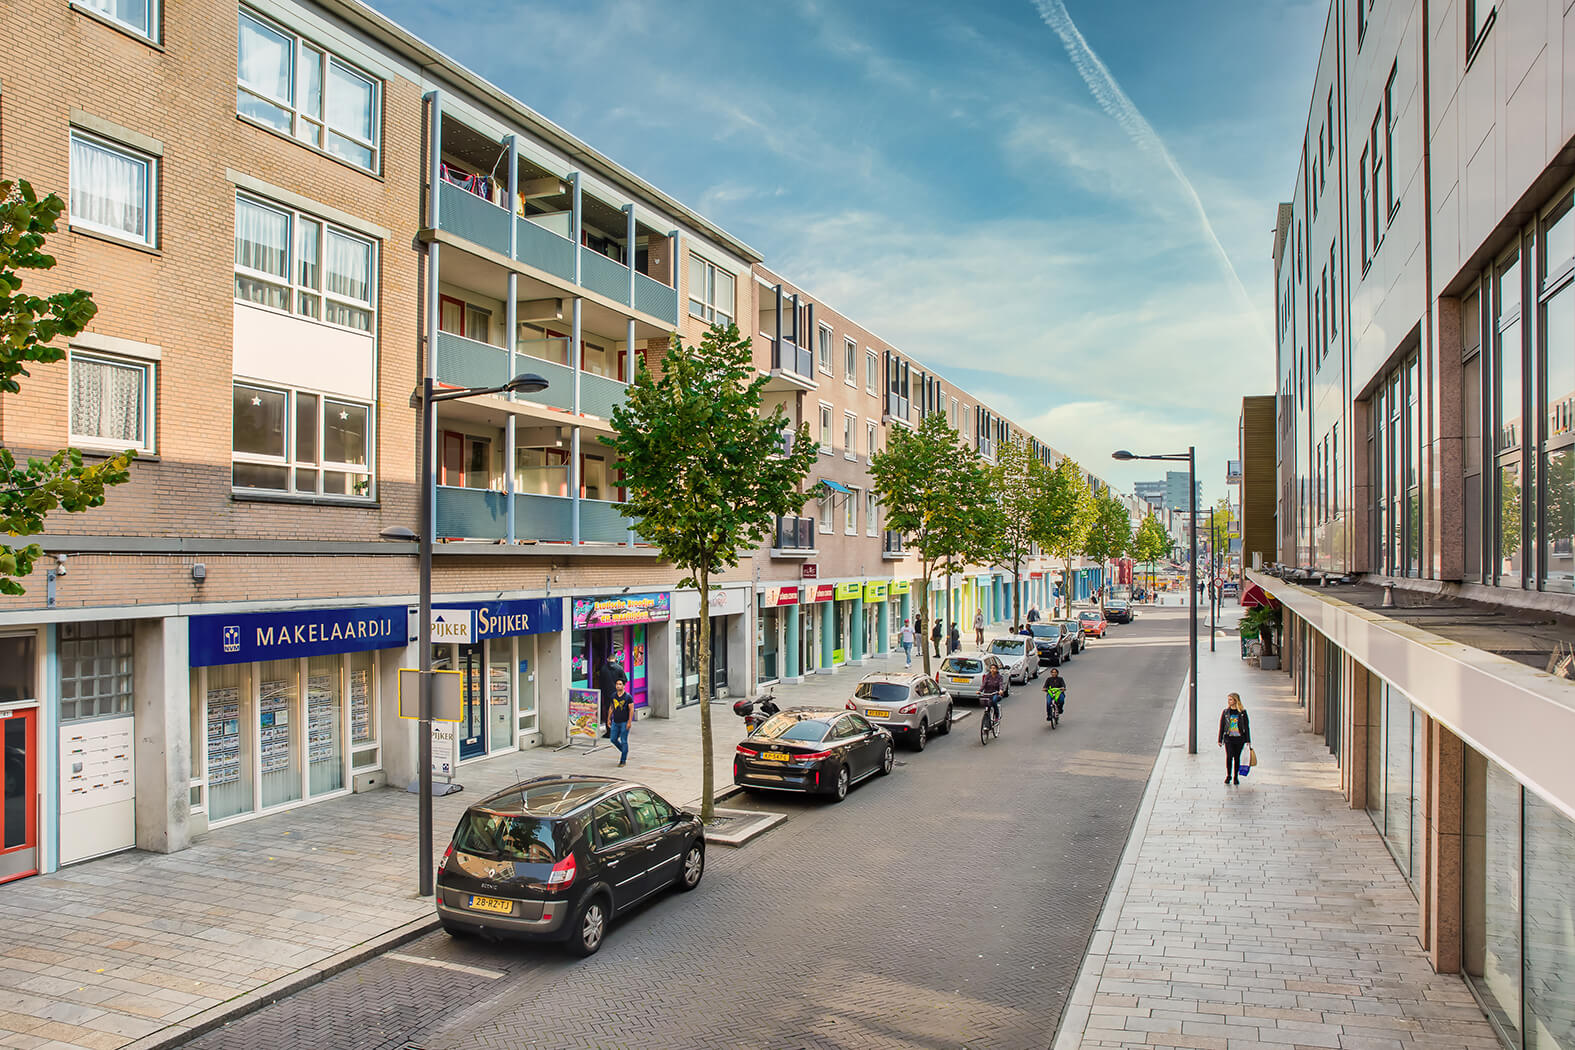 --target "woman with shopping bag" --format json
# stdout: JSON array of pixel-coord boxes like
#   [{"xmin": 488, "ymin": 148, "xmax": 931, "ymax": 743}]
[{"xmin": 1216, "ymin": 692, "xmax": 1253, "ymax": 786}]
